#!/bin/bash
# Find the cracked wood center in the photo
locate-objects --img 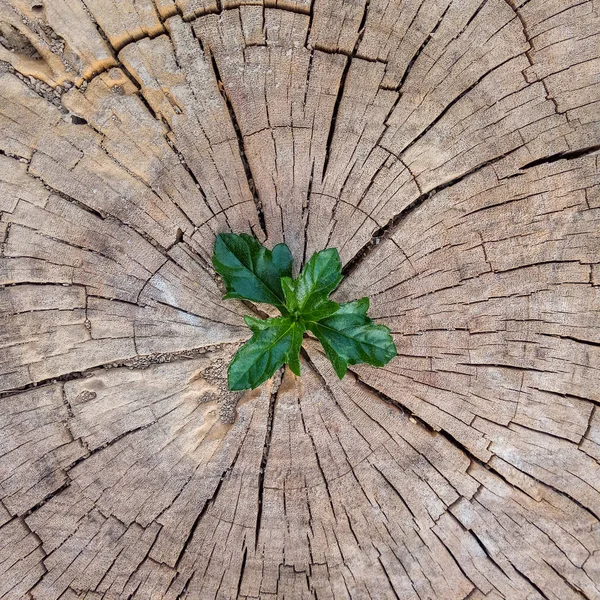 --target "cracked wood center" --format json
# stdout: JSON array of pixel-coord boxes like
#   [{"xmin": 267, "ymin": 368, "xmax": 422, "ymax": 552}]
[{"xmin": 1, "ymin": 0, "xmax": 600, "ymax": 598}]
